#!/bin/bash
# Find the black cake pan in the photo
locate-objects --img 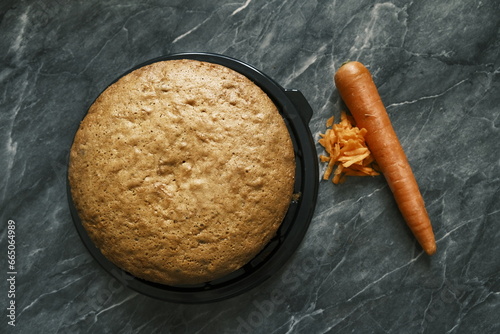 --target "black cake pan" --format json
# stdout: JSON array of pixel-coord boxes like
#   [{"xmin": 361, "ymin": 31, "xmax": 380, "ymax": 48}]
[{"xmin": 68, "ymin": 52, "xmax": 319, "ymax": 303}]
